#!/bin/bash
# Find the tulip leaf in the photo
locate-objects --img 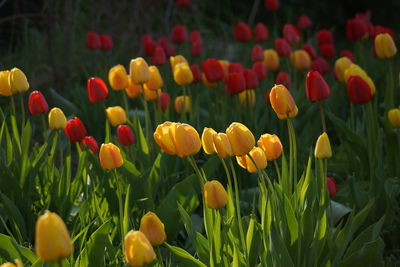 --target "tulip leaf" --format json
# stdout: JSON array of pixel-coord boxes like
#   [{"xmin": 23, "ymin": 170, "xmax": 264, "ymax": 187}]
[
  {"xmin": 0, "ymin": 233, "xmax": 37, "ymax": 263},
  {"xmin": 10, "ymin": 115, "xmax": 21, "ymax": 155},
  {"xmin": 123, "ymin": 158, "xmax": 140, "ymax": 177},
  {"xmin": 164, "ymin": 243, "xmax": 207, "ymax": 267}
]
